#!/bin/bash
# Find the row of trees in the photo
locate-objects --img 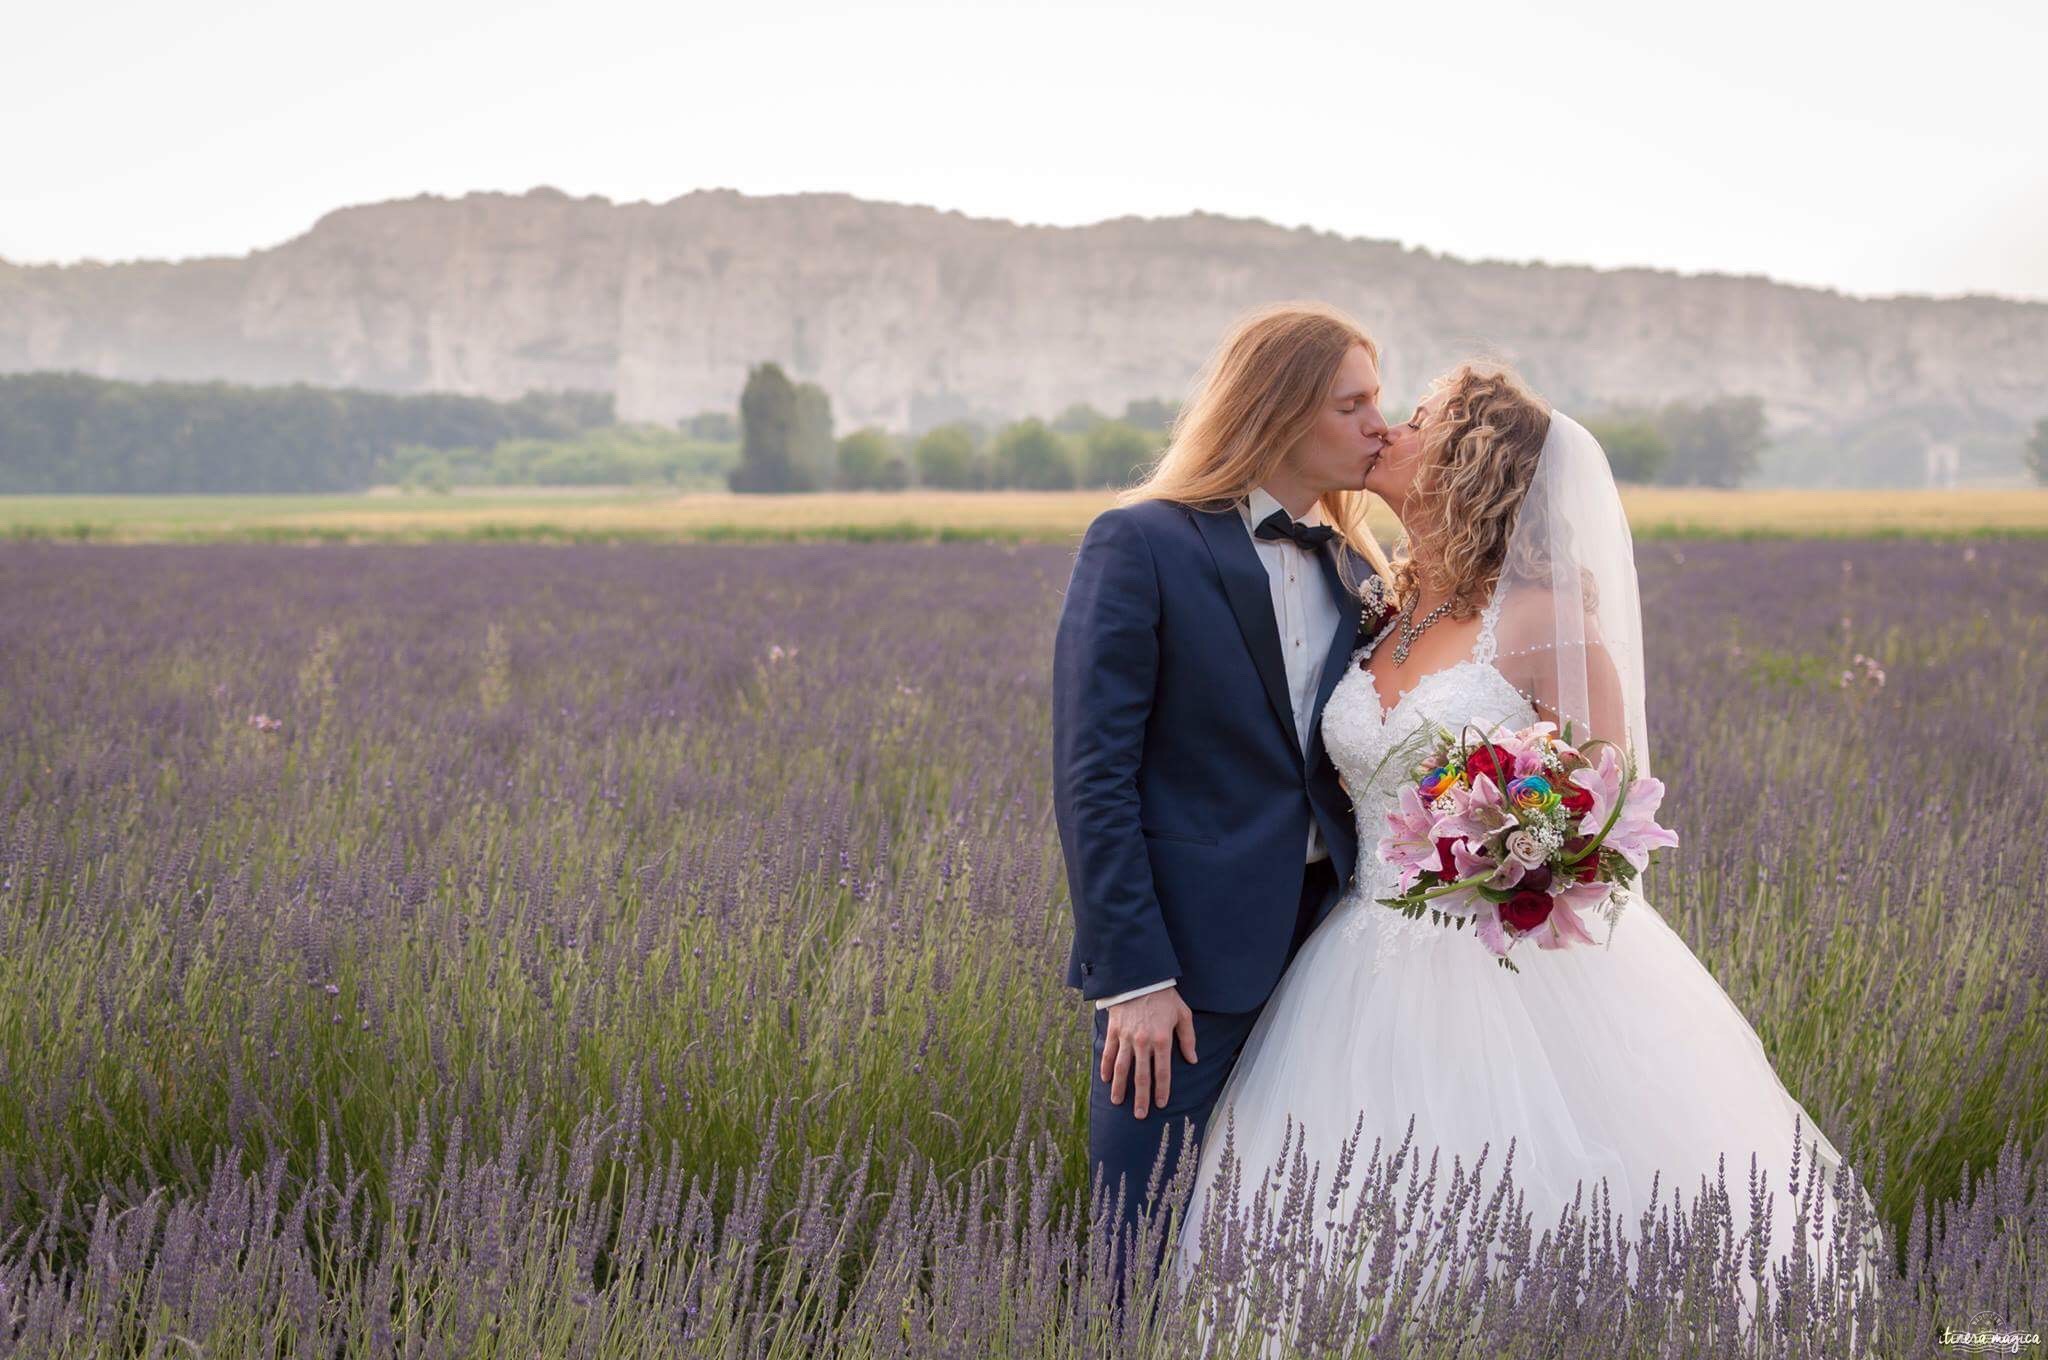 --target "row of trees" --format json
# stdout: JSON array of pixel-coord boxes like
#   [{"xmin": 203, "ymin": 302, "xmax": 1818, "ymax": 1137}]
[
  {"xmin": 1, "ymin": 364, "xmax": 1832, "ymax": 496},
  {"xmin": 2027, "ymin": 418, "xmax": 2048, "ymax": 484},
  {"xmin": 900, "ymin": 418, "xmax": 1164, "ymax": 490},
  {"xmin": 725, "ymin": 374, "xmax": 1811, "ymax": 494},
  {"xmin": 727, "ymin": 361, "xmax": 1784, "ymax": 495},
  {"xmin": 0, "ymin": 372, "xmax": 613, "ymax": 493},
  {"xmin": 1583, "ymin": 396, "xmax": 1768, "ymax": 487},
  {"xmin": 730, "ymin": 363, "xmax": 1172, "ymax": 493},
  {"xmin": 382, "ymin": 427, "xmax": 737, "ymax": 492}
]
